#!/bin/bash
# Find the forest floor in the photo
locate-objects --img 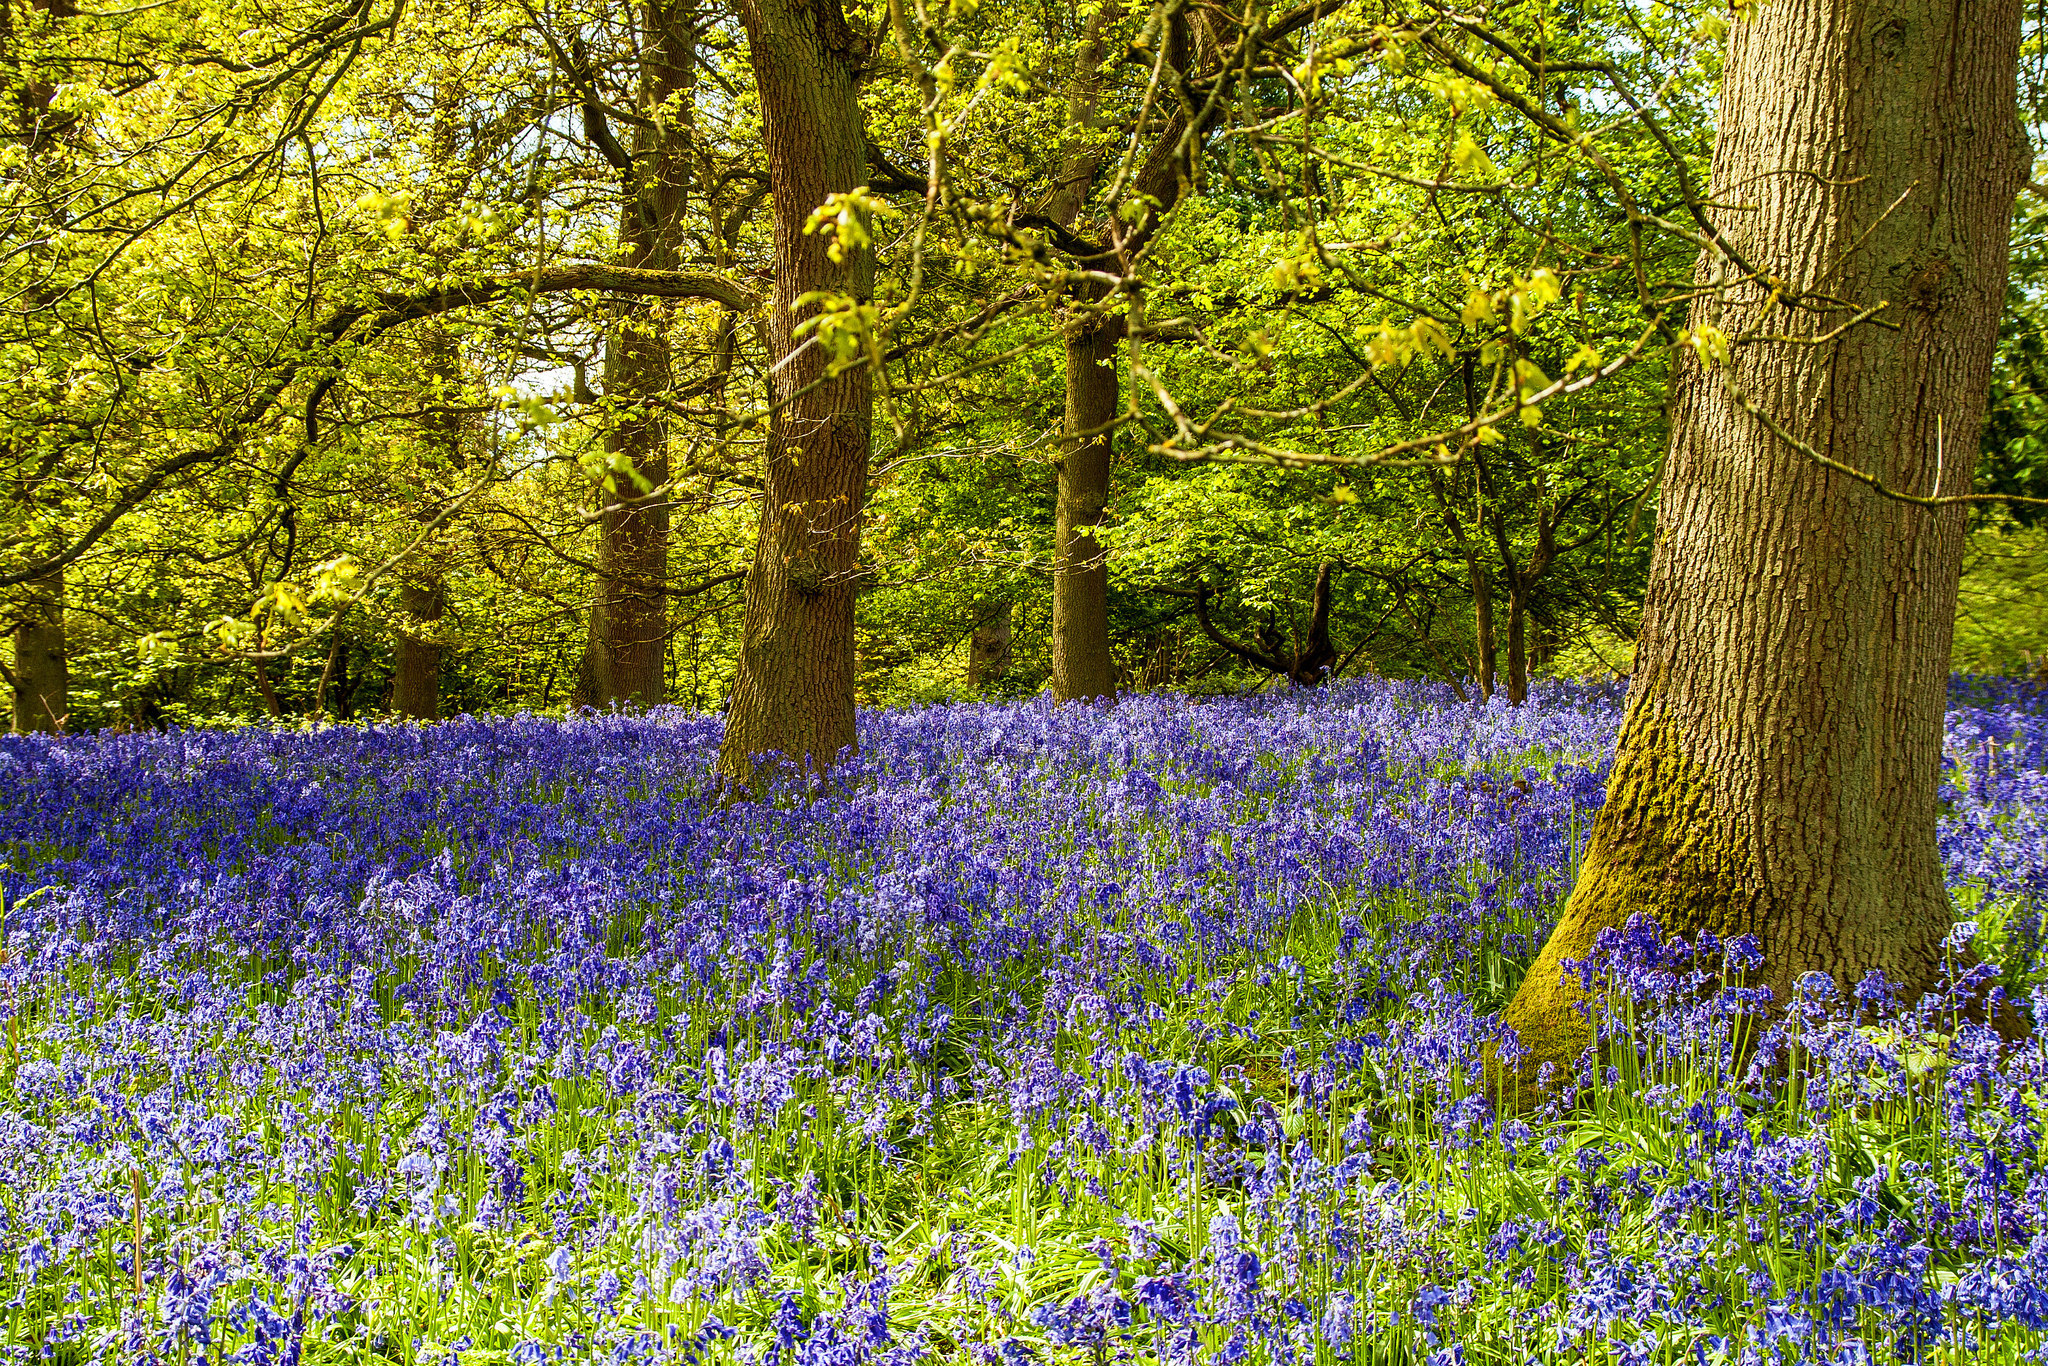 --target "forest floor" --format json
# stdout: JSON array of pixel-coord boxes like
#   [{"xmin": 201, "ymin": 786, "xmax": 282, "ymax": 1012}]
[{"xmin": 2, "ymin": 678, "xmax": 2046, "ymax": 1364}]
